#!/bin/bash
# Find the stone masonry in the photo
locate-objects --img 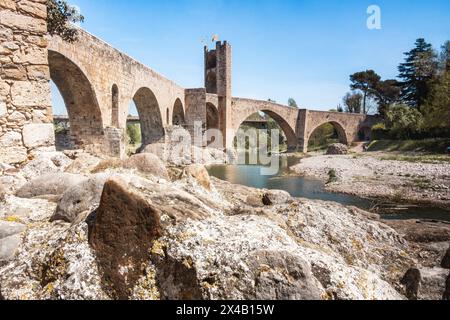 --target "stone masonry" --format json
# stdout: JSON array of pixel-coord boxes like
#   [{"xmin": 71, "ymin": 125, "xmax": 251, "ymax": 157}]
[
  {"xmin": 0, "ymin": 1, "xmax": 381, "ymax": 164},
  {"xmin": 0, "ymin": 0, "xmax": 54, "ymax": 165}
]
